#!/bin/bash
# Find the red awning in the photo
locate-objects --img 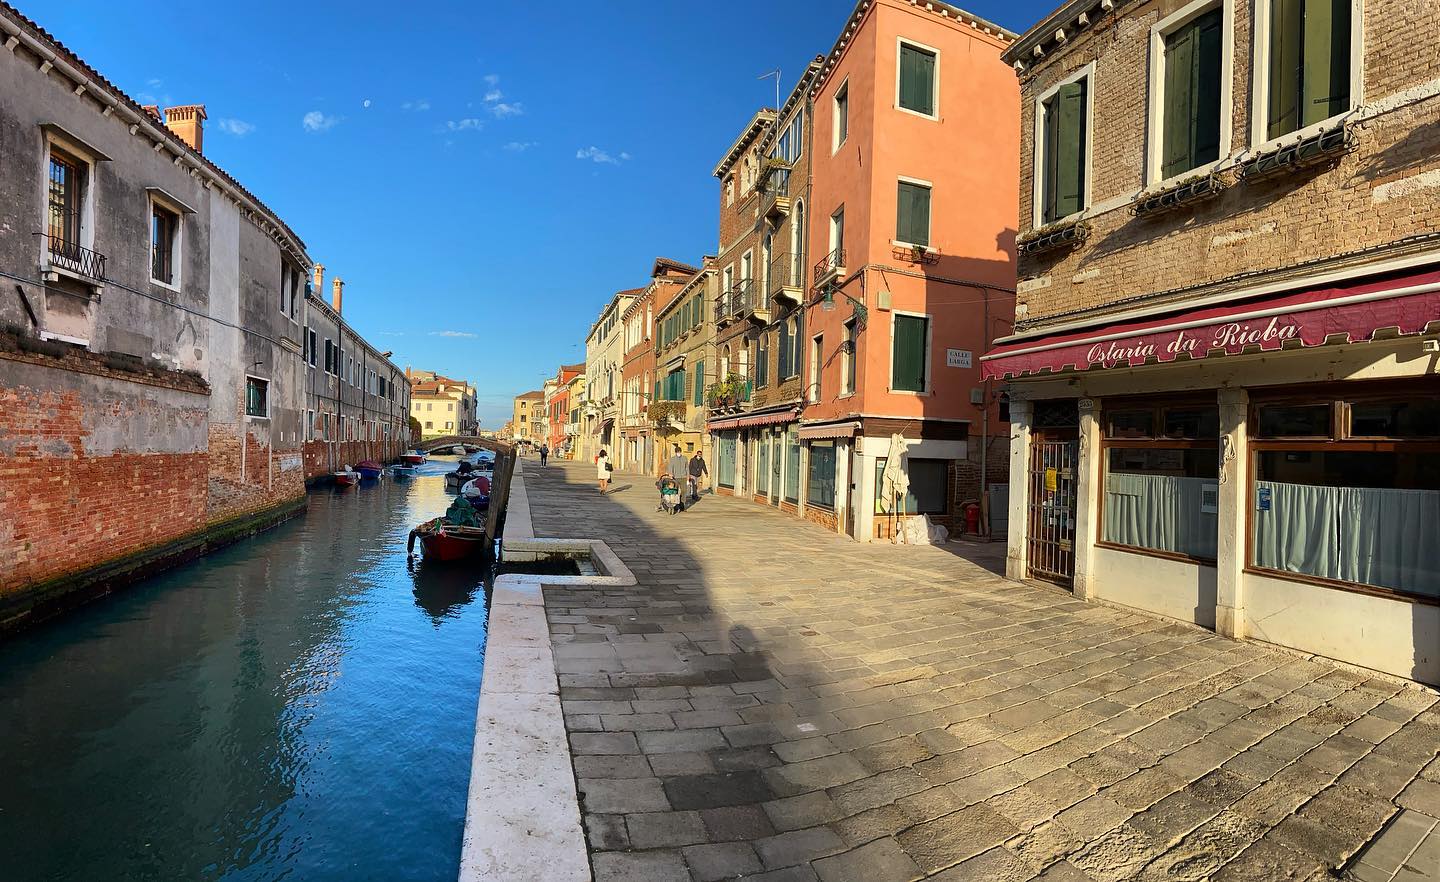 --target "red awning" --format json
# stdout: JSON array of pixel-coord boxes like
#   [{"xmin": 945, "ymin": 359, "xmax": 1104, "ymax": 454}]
[
  {"xmin": 708, "ymin": 408, "xmax": 799, "ymax": 432},
  {"xmin": 798, "ymin": 421, "xmax": 859, "ymax": 440},
  {"xmin": 983, "ymin": 267, "xmax": 1440, "ymax": 380}
]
